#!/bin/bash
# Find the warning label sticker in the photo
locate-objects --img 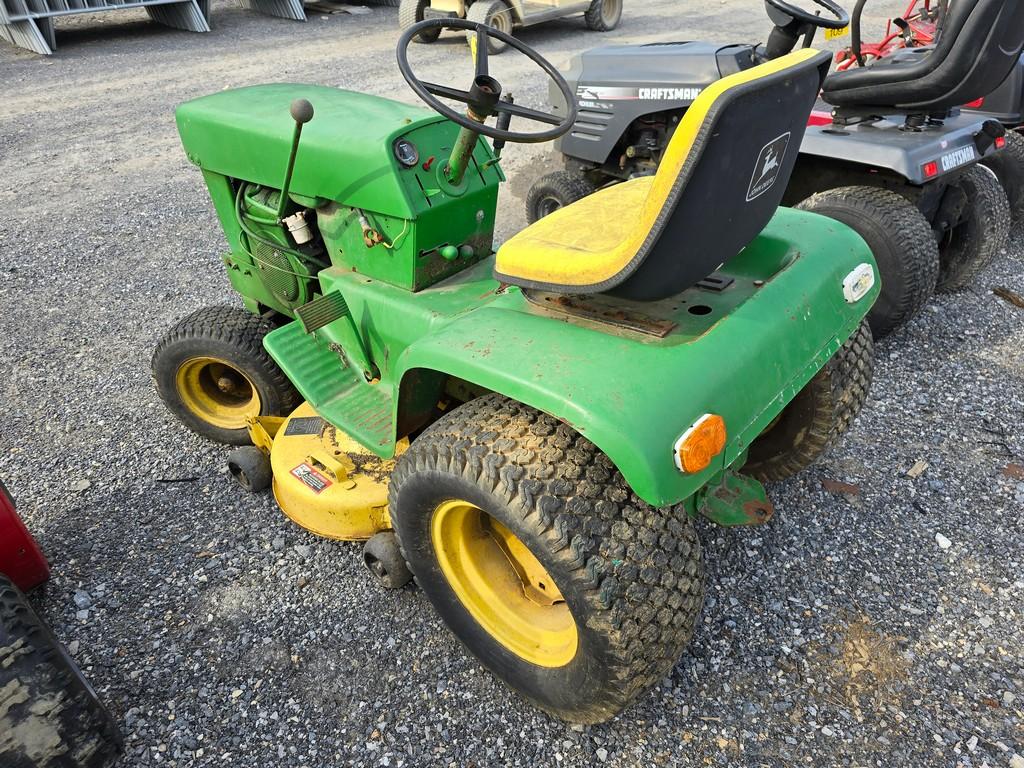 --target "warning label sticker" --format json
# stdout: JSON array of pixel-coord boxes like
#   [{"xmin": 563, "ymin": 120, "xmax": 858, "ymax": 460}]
[
  {"xmin": 290, "ymin": 463, "xmax": 332, "ymax": 494},
  {"xmin": 284, "ymin": 417, "xmax": 325, "ymax": 437}
]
